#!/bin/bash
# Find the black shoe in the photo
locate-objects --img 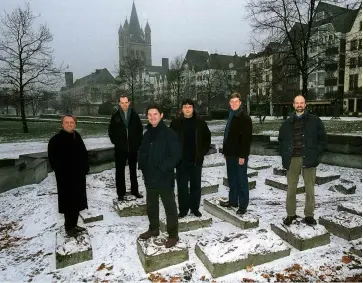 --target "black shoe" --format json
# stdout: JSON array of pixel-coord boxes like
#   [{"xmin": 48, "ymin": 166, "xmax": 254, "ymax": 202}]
[
  {"xmin": 139, "ymin": 230, "xmax": 159, "ymax": 240},
  {"xmin": 118, "ymin": 196, "xmax": 124, "ymax": 201},
  {"xmin": 65, "ymin": 228, "xmax": 78, "ymax": 237},
  {"xmin": 131, "ymin": 192, "xmax": 143, "ymax": 199},
  {"xmin": 191, "ymin": 210, "xmax": 202, "ymax": 217},
  {"xmin": 219, "ymin": 200, "xmax": 238, "ymax": 208},
  {"xmin": 283, "ymin": 215, "xmax": 298, "ymax": 226},
  {"xmin": 178, "ymin": 211, "xmax": 188, "ymax": 218},
  {"xmin": 74, "ymin": 225, "xmax": 86, "ymax": 232},
  {"xmin": 304, "ymin": 216, "xmax": 317, "ymax": 225},
  {"xmin": 236, "ymin": 208, "xmax": 246, "ymax": 215}
]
